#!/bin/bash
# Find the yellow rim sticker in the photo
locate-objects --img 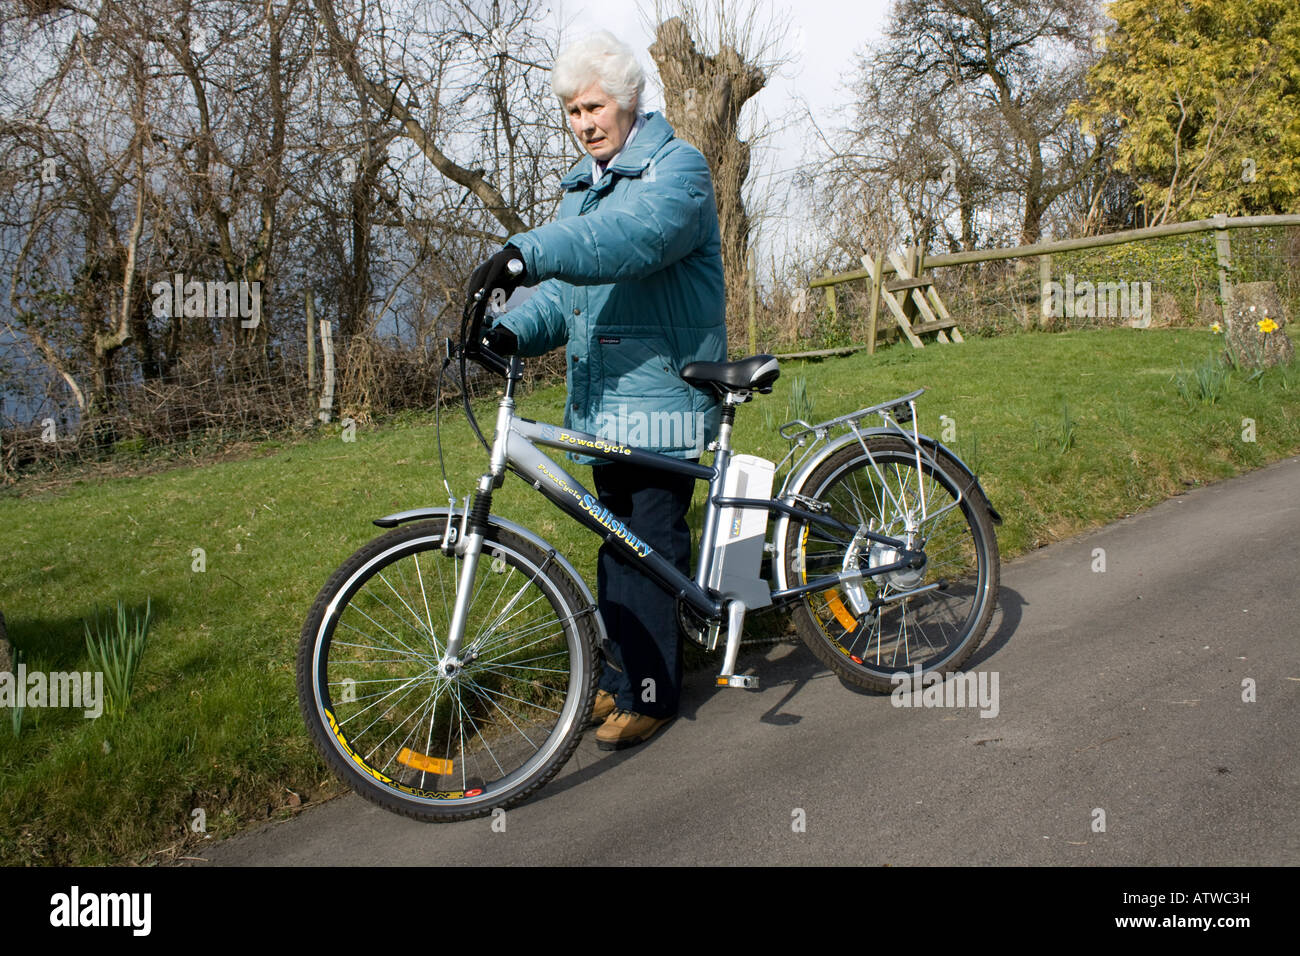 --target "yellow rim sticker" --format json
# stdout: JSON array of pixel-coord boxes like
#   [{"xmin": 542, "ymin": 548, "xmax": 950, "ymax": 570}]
[{"xmin": 326, "ymin": 708, "xmax": 394, "ymax": 785}]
